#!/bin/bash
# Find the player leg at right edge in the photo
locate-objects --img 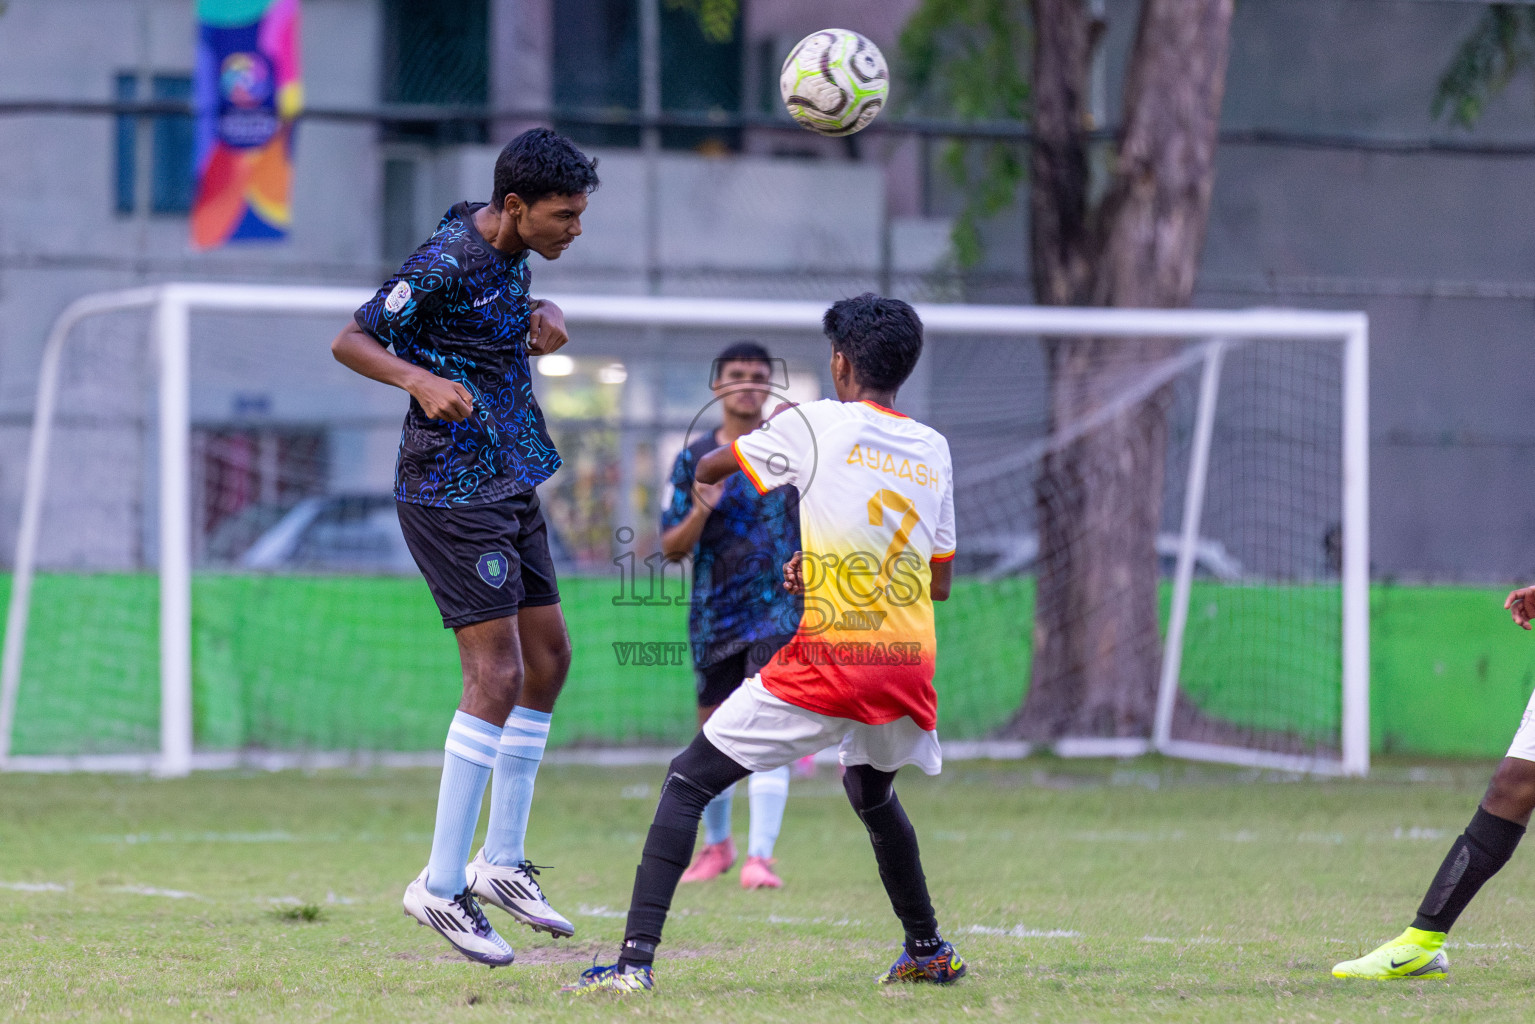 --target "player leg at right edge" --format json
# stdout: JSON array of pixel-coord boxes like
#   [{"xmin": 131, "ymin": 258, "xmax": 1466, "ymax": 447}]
[{"xmin": 1333, "ymin": 583, "xmax": 1535, "ymax": 981}]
